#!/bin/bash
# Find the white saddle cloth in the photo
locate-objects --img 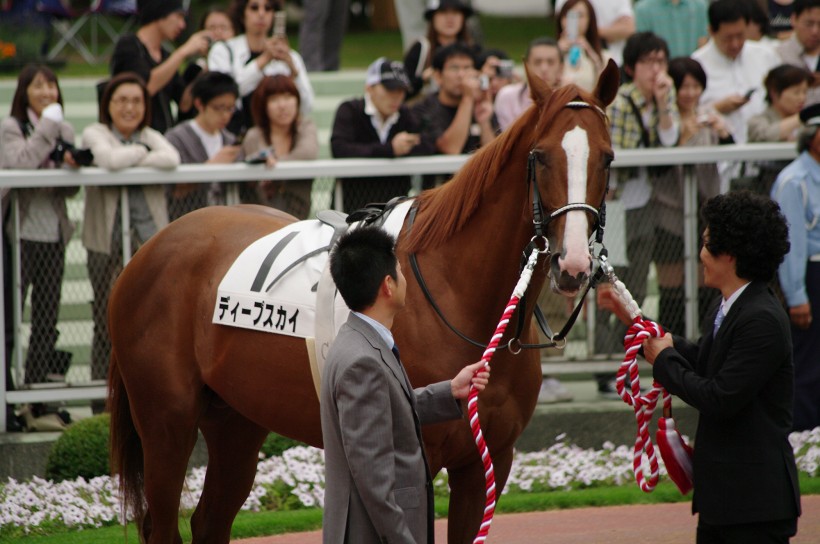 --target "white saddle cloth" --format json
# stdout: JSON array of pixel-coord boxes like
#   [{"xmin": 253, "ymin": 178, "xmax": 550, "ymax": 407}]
[{"xmin": 212, "ymin": 200, "xmax": 413, "ymax": 339}]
